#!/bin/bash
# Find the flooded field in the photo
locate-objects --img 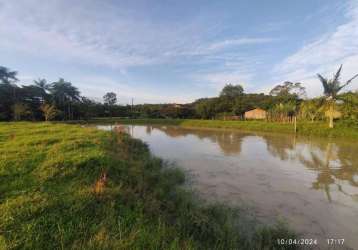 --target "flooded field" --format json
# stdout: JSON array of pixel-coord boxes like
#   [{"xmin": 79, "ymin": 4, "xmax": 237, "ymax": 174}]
[{"xmin": 99, "ymin": 124, "xmax": 358, "ymax": 249}]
